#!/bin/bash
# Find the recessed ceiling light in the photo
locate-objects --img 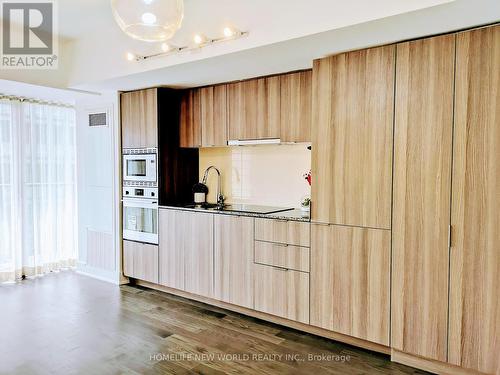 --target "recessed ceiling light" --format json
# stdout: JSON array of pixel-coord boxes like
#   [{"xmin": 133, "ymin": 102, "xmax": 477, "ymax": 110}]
[
  {"xmin": 141, "ymin": 12, "xmax": 157, "ymax": 25},
  {"xmin": 143, "ymin": 0, "xmax": 153, "ymax": 4},
  {"xmin": 126, "ymin": 52, "xmax": 136, "ymax": 61},
  {"xmin": 193, "ymin": 34, "xmax": 205, "ymax": 44},
  {"xmin": 161, "ymin": 43, "xmax": 170, "ymax": 52}
]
